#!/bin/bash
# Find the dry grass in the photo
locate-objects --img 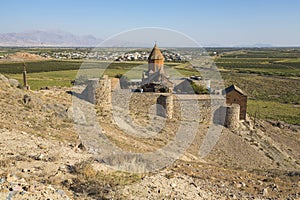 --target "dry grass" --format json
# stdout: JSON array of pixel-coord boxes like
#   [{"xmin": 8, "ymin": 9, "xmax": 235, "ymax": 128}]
[{"xmin": 64, "ymin": 160, "xmax": 144, "ymax": 199}]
